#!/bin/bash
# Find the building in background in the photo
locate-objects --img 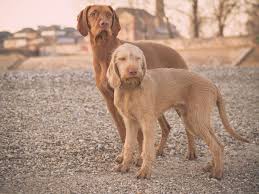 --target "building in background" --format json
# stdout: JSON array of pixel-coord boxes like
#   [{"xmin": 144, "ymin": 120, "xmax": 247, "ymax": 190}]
[
  {"xmin": 13, "ymin": 28, "xmax": 38, "ymax": 39},
  {"xmin": 39, "ymin": 25, "xmax": 65, "ymax": 38},
  {"xmin": 2, "ymin": 25, "xmax": 85, "ymax": 55},
  {"xmin": 0, "ymin": 31, "xmax": 12, "ymax": 48},
  {"xmin": 116, "ymin": 7, "xmax": 179, "ymax": 41},
  {"xmin": 38, "ymin": 26, "xmax": 85, "ymax": 56},
  {"xmin": 3, "ymin": 28, "xmax": 43, "ymax": 50}
]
